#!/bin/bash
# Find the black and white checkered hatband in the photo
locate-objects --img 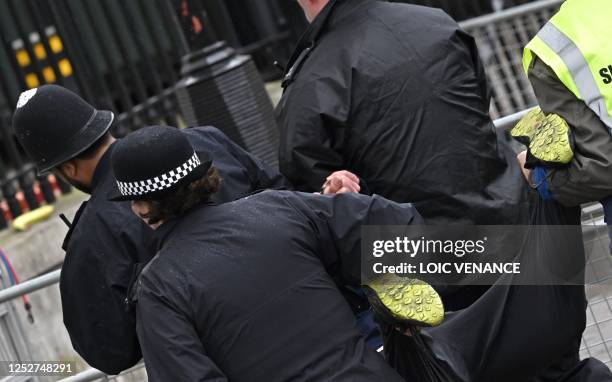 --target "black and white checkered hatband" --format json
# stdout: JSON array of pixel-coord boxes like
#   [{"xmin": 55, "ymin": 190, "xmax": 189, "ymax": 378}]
[{"xmin": 116, "ymin": 152, "xmax": 201, "ymax": 197}]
